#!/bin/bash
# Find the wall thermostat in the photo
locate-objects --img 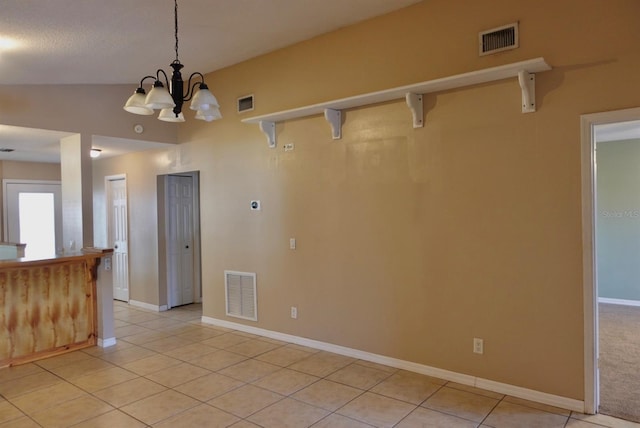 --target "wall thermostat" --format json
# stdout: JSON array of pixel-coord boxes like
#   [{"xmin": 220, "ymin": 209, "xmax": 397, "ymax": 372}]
[
  {"xmin": 250, "ymin": 200, "xmax": 261, "ymax": 211},
  {"xmin": 134, "ymin": 124, "xmax": 144, "ymax": 134}
]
